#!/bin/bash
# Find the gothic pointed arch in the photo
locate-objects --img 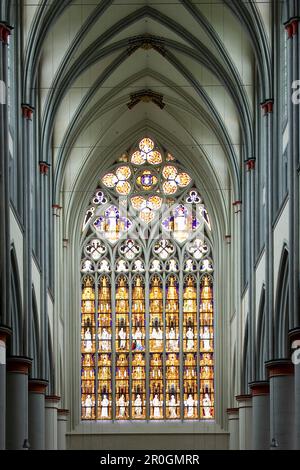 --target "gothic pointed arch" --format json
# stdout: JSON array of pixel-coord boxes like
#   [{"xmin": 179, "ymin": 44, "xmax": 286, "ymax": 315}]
[
  {"xmin": 80, "ymin": 136, "xmax": 215, "ymax": 421},
  {"xmin": 256, "ymin": 286, "xmax": 267, "ymax": 380},
  {"xmin": 274, "ymin": 246, "xmax": 289, "ymax": 358},
  {"xmin": 31, "ymin": 286, "xmax": 40, "ymax": 378},
  {"xmin": 241, "ymin": 316, "xmax": 250, "ymax": 393},
  {"xmin": 9, "ymin": 245, "xmax": 22, "ymax": 356}
]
